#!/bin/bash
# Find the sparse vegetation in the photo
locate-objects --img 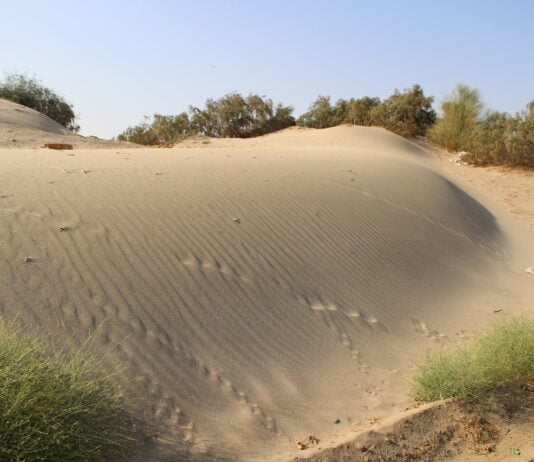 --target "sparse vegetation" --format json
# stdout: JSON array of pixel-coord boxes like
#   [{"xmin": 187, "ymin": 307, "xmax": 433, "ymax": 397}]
[
  {"xmin": 0, "ymin": 323, "xmax": 136, "ymax": 461},
  {"xmin": 463, "ymin": 105, "xmax": 534, "ymax": 167},
  {"xmin": 118, "ymin": 93, "xmax": 295, "ymax": 145},
  {"xmin": 411, "ymin": 317, "xmax": 534, "ymax": 402},
  {"xmin": 344, "ymin": 96, "xmax": 381, "ymax": 126},
  {"xmin": 190, "ymin": 93, "xmax": 295, "ymax": 138},
  {"xmin": 296, "ymin": 95, "xmax": 380, "ymax": 128},
  {"xmin": 428, "ymin": 84, "xmax": 483, "ymax": 152},
  {"xmin": 297, "ymin": 85, "xmax": 435, "ymax": 137},
  {"xmin": 369, "ymin": 84, "xmax": 436, "ymax": 137},
  {"xmin": 296, "ymin": 95, "xmax": 339, "ymax": 128},
  {"xmin": 118, "ymin": 113, "xmax": 192, "ymax": 145},
  {"xmin": 0, "ymin": 73, "xmax": 79, "ymax": 132},
  {"xmin": 430, "ymin": 84, "xmax": 534, "ymax": 167},
  {"xmin": 115, "ymin": 84, "xmax": 533, "ymax": 167}
]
